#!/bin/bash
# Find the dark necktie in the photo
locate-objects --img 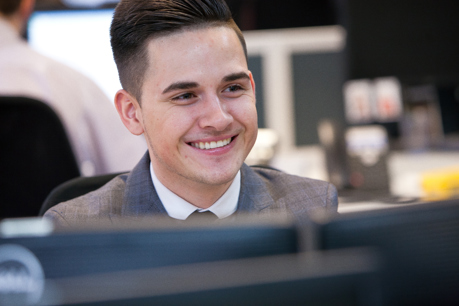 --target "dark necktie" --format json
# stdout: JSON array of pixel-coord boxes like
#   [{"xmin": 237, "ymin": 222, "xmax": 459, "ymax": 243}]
[{"xmin": 186, "ymin": 210, "xmax": 219, "ymax": 222}]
